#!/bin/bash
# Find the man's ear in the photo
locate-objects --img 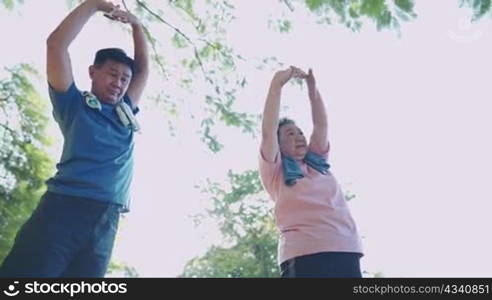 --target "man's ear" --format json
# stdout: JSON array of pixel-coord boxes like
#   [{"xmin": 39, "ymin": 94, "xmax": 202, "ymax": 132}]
[{"xmin": 89, "ymin": 65, "xmax": 95, "ymax": 80}]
